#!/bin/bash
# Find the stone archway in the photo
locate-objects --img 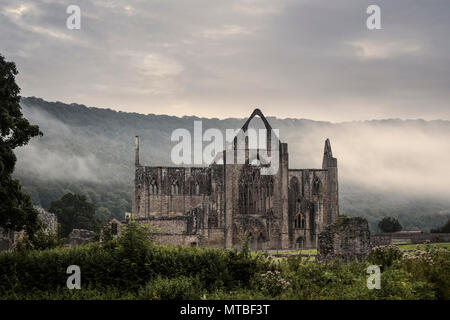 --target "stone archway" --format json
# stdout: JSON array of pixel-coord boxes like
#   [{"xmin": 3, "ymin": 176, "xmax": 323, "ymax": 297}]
[
  {"xmin": 296, "ymin": 236, "xmax": 304, "ymax": 249},
  {"xmin": 257, "ymin": 233, "xmax": 265, "ymax": 250},
  {"xmin": 234, "ymin": 216, "xmax": 269, "ymax": 251},
  {"xmin": 248, "ymin": 232, "xmax": 255, "ymax": 251}
]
